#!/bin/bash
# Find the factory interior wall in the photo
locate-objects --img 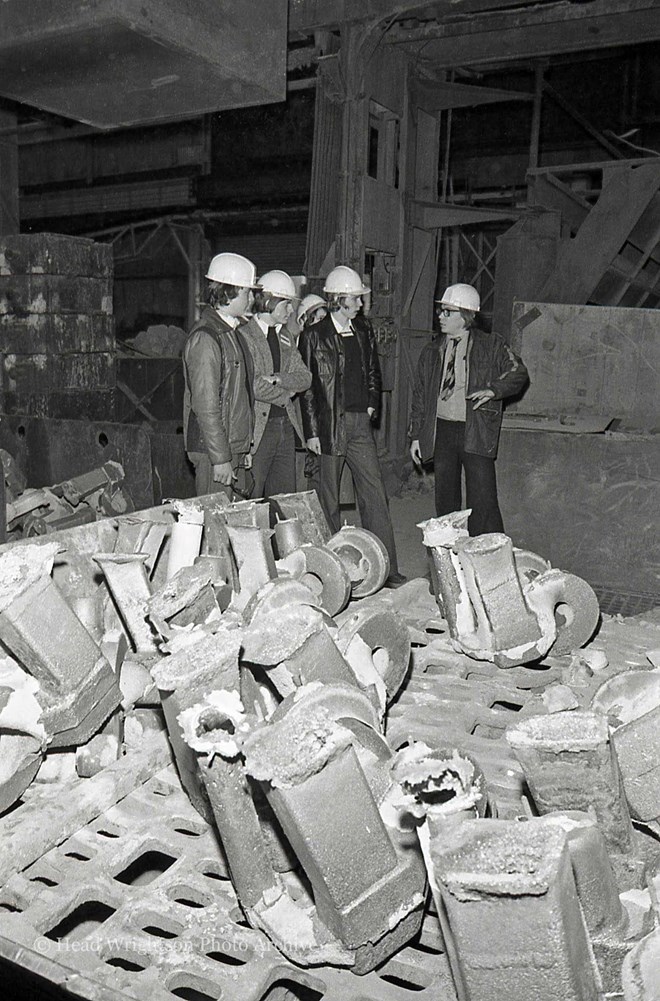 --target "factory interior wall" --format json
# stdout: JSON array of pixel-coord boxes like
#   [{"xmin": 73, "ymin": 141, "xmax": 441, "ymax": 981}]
[{"xmin": 496, "ymin": 429, "xmax": 658, "ymax": 596}]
